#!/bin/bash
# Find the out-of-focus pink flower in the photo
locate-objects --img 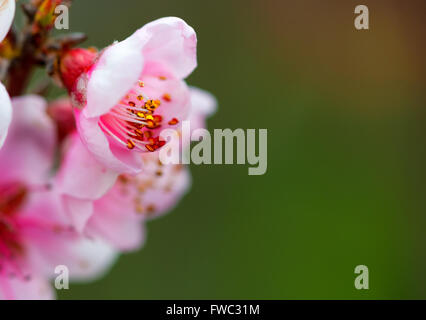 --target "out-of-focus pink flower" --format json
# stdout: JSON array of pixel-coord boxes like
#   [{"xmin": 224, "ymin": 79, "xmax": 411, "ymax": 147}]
[
  {"xmin": 0, "ymin": 0, "xmax": 15, "ymax": 43},
  {"xmin": 47, "ymin": 97, "xmax": 76, "ymax": 144},
  {"xmin": 189, "ymin": 87, "xmax": 217, "ymax": 130},
  {"xmin": 188, "ymin": 86, "xmax": 217, "ymax": 132},
  {"xmin": 61, "ymin": 17, "xmax": 197, "ymax": 174},
  {"xmin": 49, "ymin": 99, "xmax": 120, "ymax": 235},
  {"xmin": 170, "ymin": 86, "xmax": 217, "ymax": 150},
  {"xmin": 57, "ymin": 133, "xmax": 119, "ymax": 234},
  {"xmin": 0, "ymin": 96, "xmax": 116, "ymax": 300},
  {"xmin": 58, "ymin": 134, "xmax": 190, "ymax": 251},
  {"xmin": 84, "ymin": 86, "xmax": 217, "ymax": 250},
  {"xmin": 87, "ymin": 150, "xmax": 191, "ymax": 251}
]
